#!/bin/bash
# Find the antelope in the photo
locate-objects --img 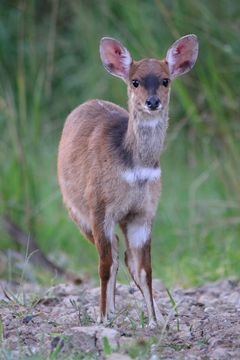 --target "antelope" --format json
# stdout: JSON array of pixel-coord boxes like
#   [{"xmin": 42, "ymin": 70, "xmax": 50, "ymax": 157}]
[{"xmin": 58, "ymin": 35, "xmax": 198, "ymax": 327}]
